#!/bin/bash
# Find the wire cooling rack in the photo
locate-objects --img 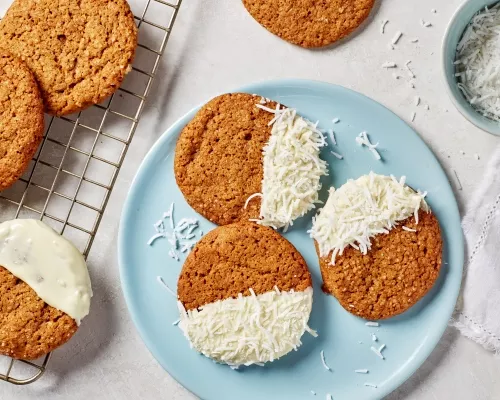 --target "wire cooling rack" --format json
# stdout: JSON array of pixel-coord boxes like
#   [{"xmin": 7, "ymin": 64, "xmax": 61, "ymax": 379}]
[{"xmin": 0, "ymin": 0, "xmax": 182, "ymax": 385}]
